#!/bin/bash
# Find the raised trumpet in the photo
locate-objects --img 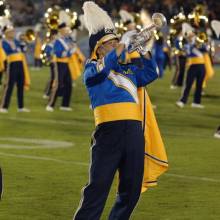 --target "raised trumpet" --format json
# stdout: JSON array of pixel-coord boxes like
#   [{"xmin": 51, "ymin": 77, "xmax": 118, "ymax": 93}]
[{"xmin": 128, "ymin": 13, "xmax": 167, "ymax": 53}]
